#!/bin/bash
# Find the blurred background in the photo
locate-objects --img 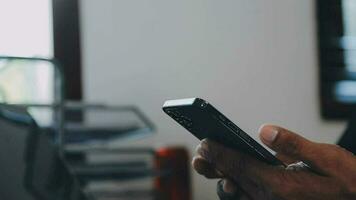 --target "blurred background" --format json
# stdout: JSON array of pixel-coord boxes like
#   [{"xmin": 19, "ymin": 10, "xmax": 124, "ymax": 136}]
[{"xmin": 0, "ymin": 0, "xmax": 355, "ymax": 199}]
